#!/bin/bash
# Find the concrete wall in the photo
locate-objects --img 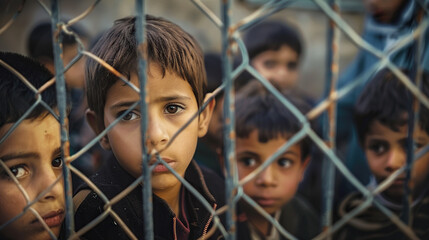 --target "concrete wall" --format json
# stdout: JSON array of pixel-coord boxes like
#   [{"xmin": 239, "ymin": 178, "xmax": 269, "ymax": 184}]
[{"xmin": 0, "ymin": 0, "xmax": 365, "ymax": 100}]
